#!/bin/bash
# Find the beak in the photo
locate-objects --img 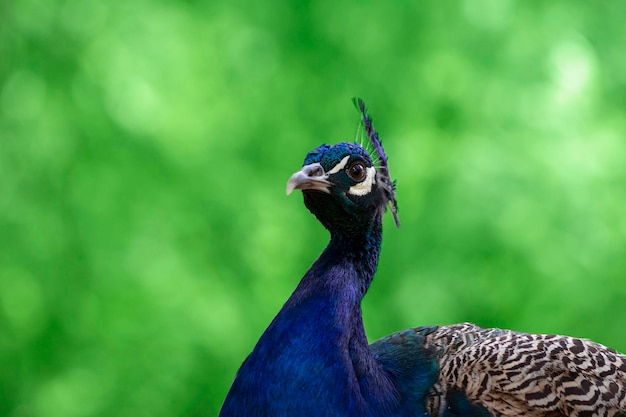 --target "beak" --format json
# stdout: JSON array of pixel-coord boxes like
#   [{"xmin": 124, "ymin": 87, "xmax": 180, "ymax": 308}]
[{"xmin": 286, "ymin": 163, "xmax": 332, "ymax": 195}]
